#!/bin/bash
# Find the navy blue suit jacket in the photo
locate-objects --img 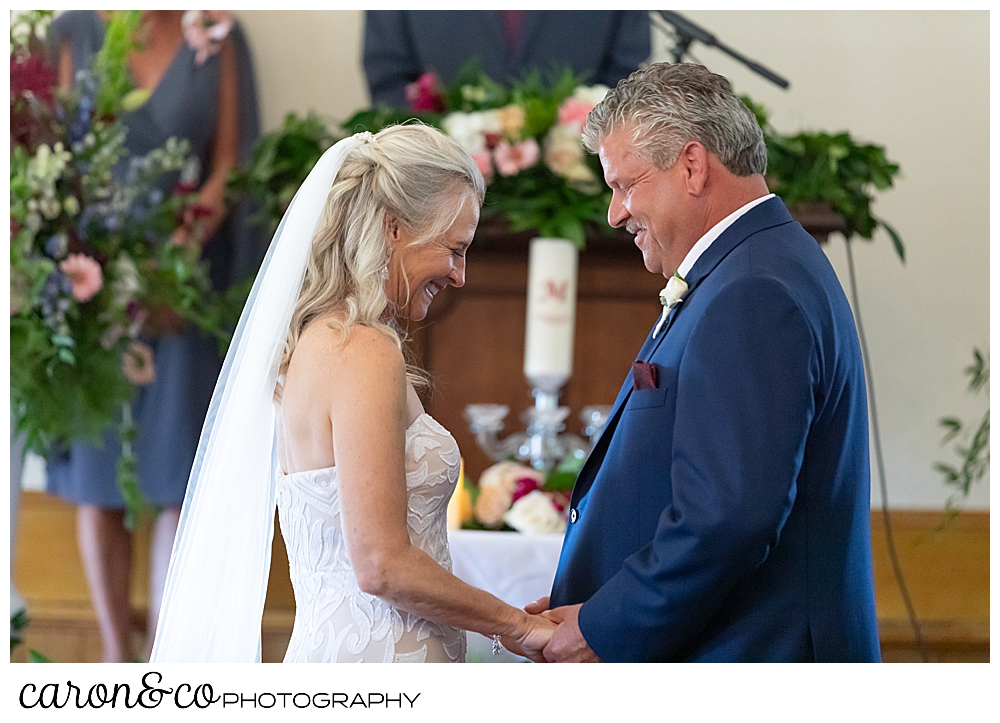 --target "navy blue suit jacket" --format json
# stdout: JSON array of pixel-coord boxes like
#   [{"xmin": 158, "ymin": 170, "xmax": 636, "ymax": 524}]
[
  {"xmin": 363, "ymin": 10, "xmax": 650, "ymax": 108},
  {"xmin": 549, "ymin": 197, "xmax": 881, "ymax": 662}
]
